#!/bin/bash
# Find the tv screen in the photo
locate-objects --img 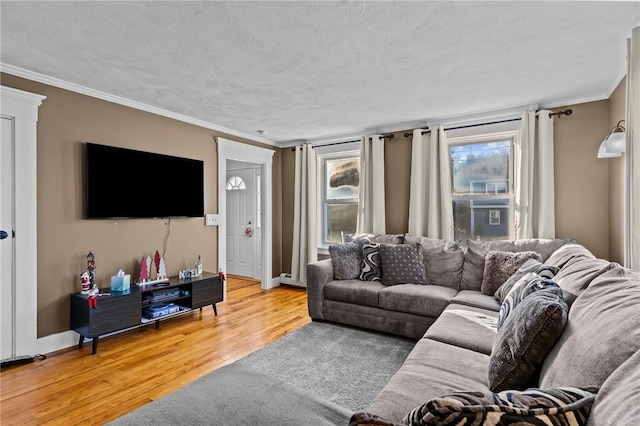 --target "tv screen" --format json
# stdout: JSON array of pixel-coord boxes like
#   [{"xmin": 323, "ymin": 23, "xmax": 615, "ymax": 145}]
[{"xmin": 85, "ymin": 143, "xmax": 204, "ymax": 219}]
